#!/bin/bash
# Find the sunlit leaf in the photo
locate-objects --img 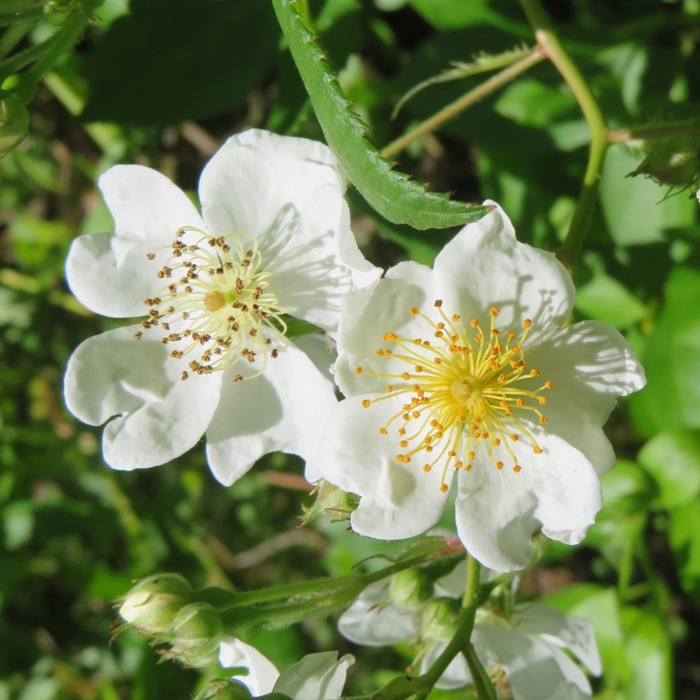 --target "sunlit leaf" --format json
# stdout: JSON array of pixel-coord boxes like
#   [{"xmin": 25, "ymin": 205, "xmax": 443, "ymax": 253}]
[{"xmin": 271, "ymin": 0, "xmax": 491, "ymax": 230}]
